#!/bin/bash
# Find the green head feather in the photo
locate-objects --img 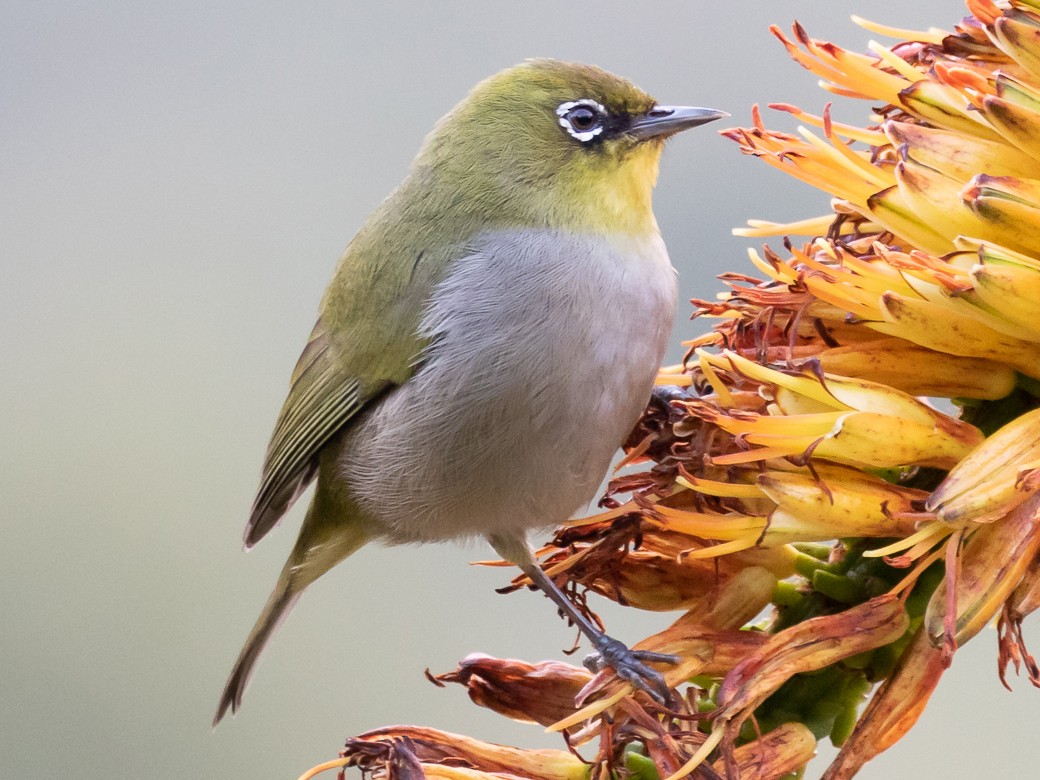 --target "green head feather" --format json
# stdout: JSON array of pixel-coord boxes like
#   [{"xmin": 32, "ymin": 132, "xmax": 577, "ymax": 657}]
[{"xmin": 414, "ymin": 59, "xmax": 667, "ymax": 236}]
